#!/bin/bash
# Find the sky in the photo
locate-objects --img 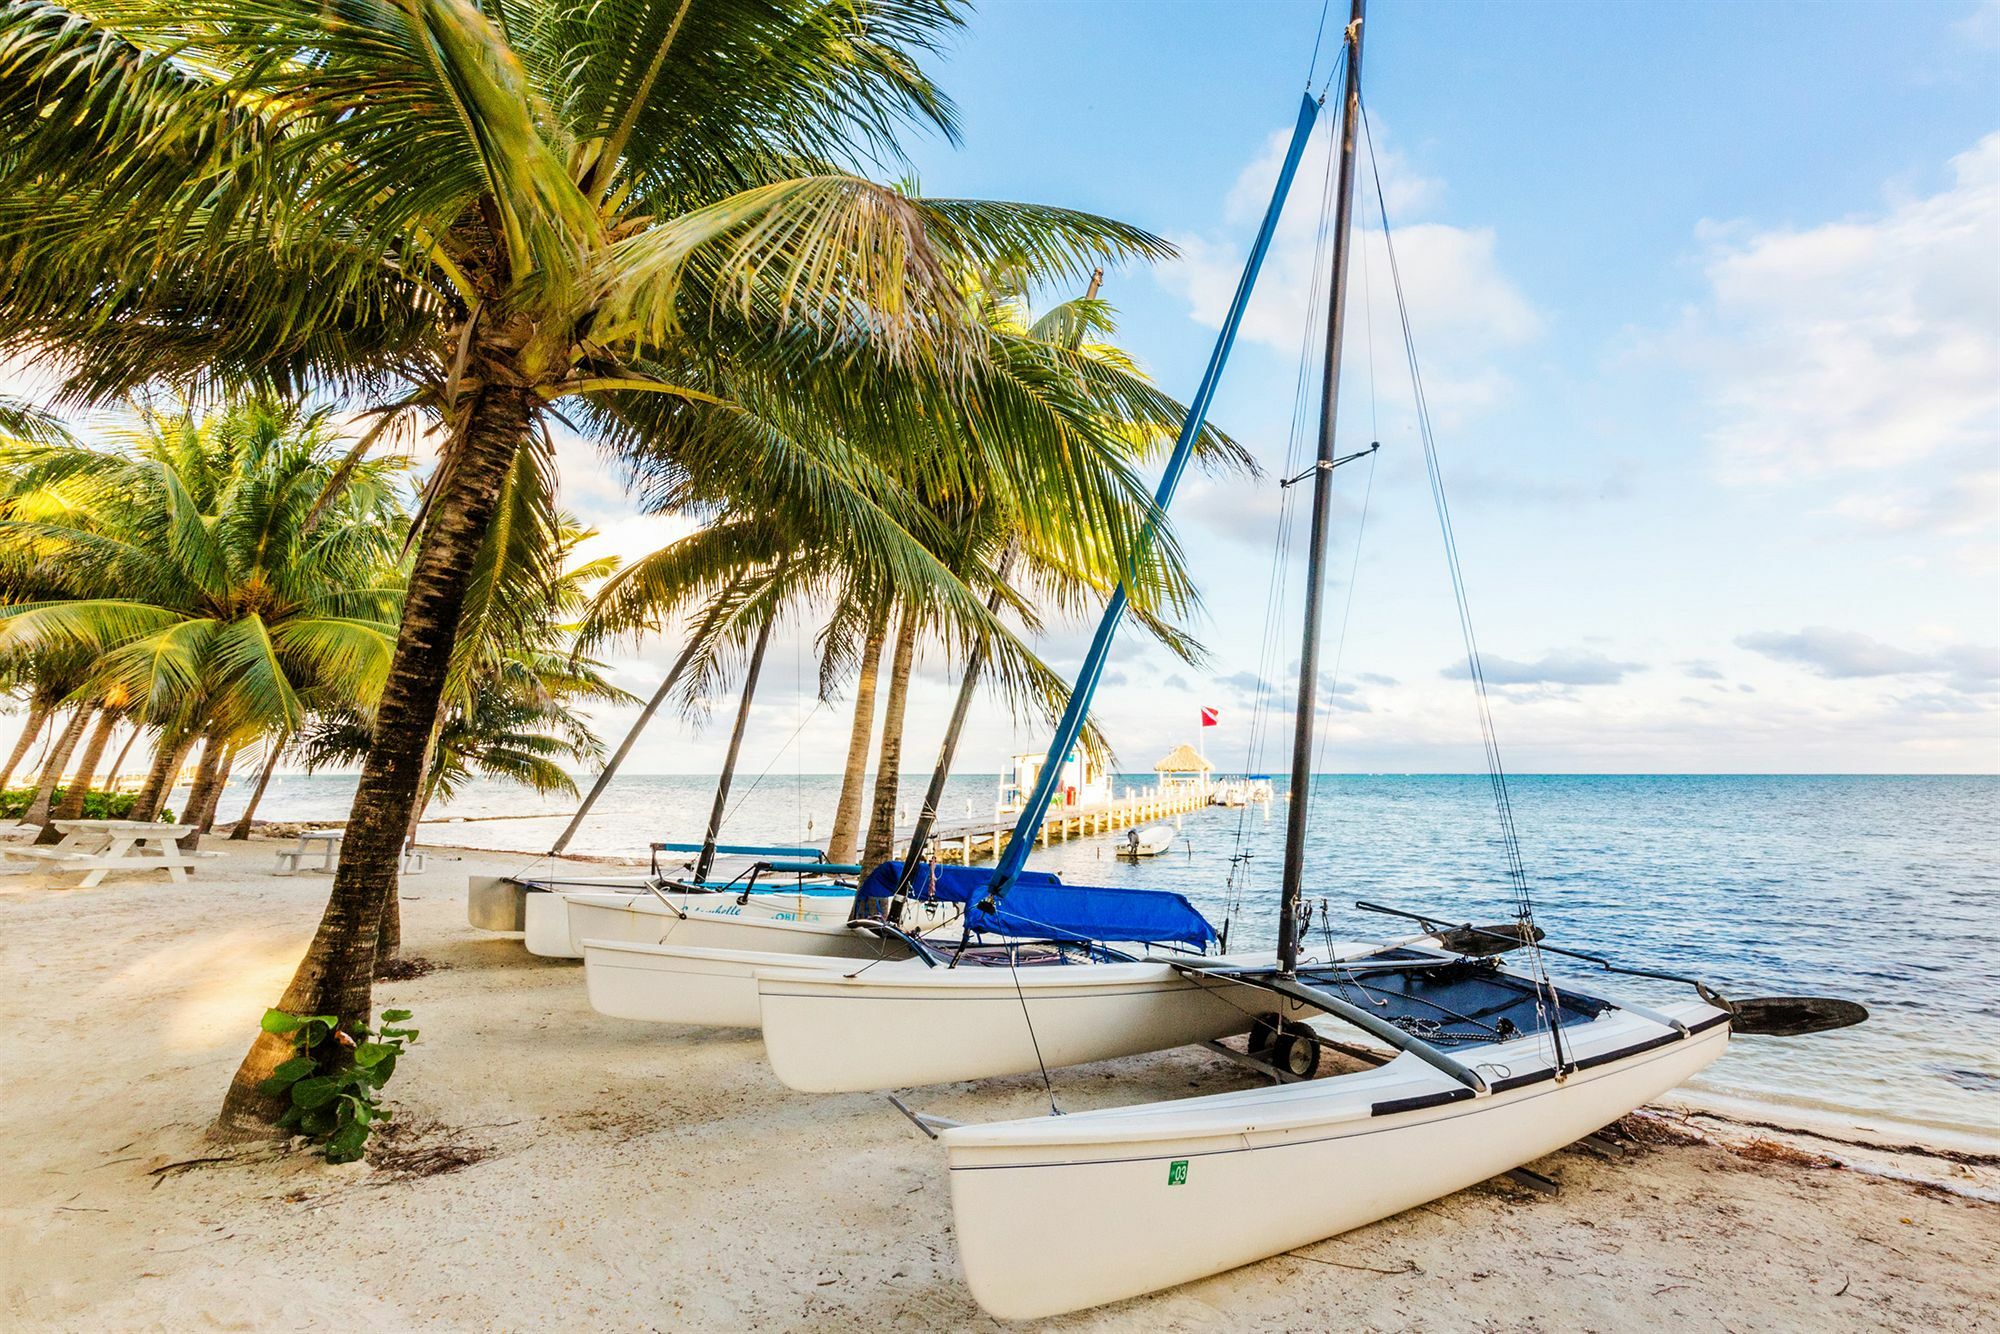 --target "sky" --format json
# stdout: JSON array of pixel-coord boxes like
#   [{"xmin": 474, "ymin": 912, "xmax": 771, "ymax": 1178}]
[{"xmin": 7, "ymin": 0, "xmax": 1999, "ymax": 779}]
